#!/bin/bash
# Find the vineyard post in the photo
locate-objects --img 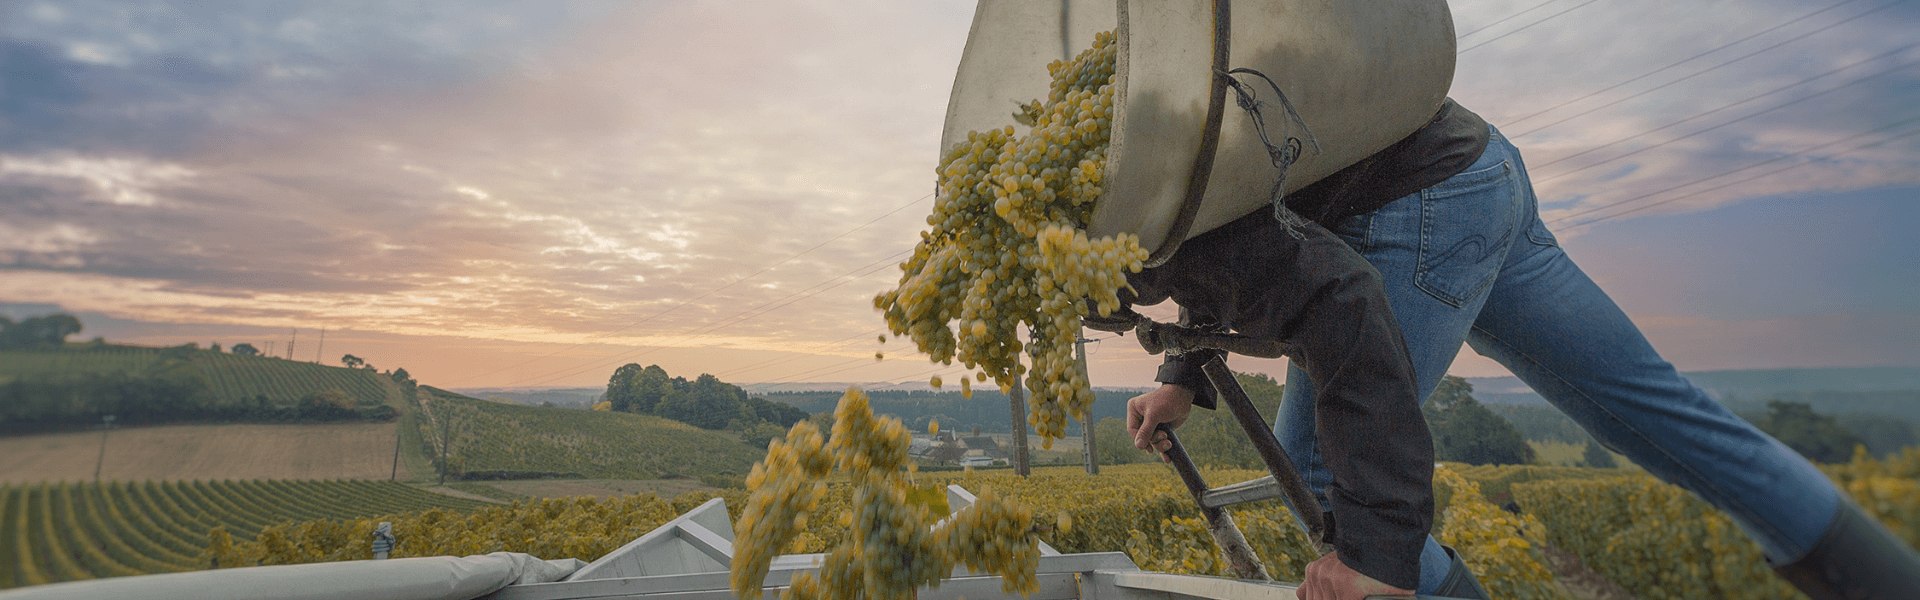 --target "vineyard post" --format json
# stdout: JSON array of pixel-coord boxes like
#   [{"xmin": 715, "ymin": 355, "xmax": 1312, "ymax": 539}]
[
  {"xmin": 93, "ymin": 414, "xmax": 115, "ymax": 482},
  {"xmin": 439, "ymin": 407, "xmax": 452, "ymax": 486},
  {"xmin": 1009, "ymin": 379, "xmax": 1030, "ymax": 477},
  {"xmin": 1076, "ymin": 331, "xmax": 1097, "ymax": 475}
]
